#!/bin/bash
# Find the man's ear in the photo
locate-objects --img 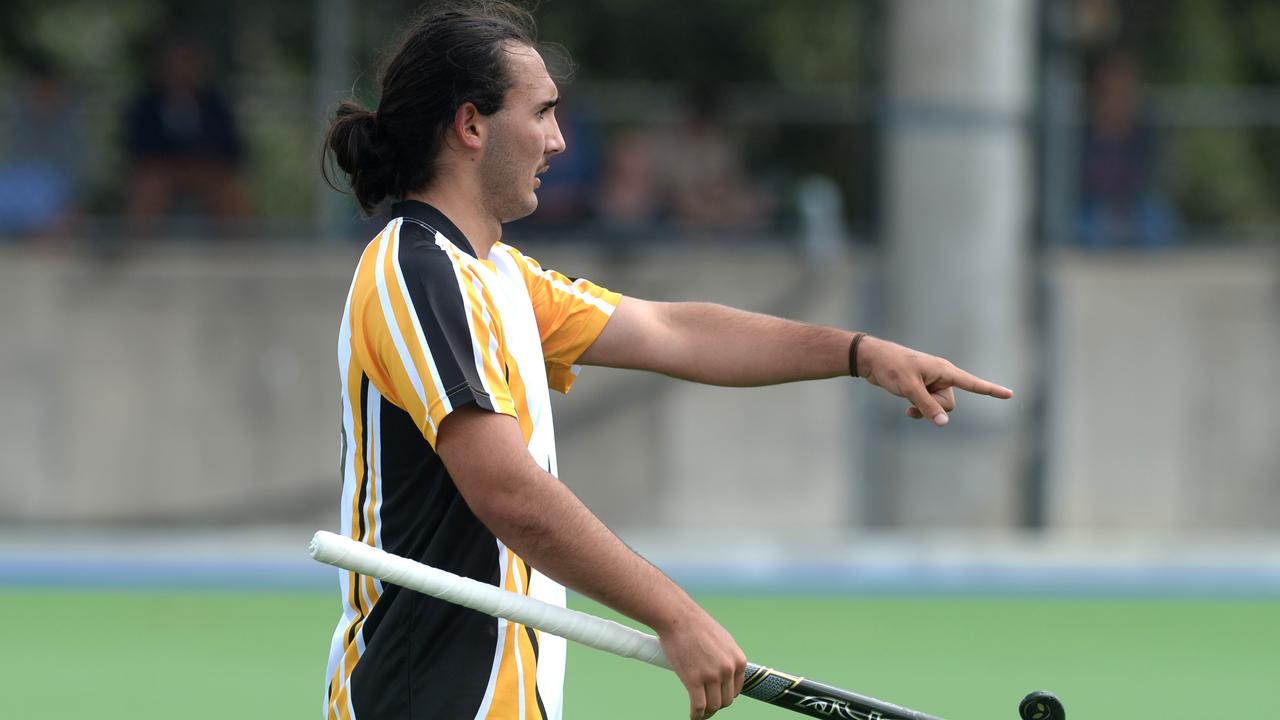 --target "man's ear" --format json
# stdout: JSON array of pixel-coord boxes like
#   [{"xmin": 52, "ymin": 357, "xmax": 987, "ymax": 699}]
[{"xmin": 451, "ymin": 102, "xmax": 485, "ymax": 151}]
